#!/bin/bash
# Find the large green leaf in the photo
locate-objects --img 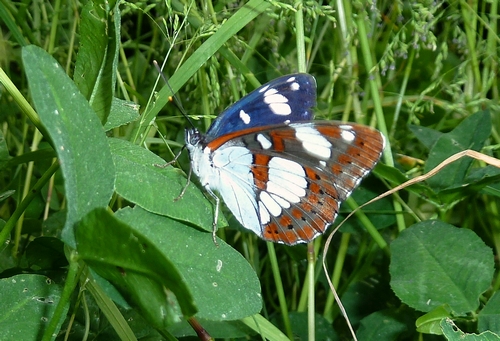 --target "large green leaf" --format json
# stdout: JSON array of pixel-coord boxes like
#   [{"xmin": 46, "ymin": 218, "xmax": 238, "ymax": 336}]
[
  {"xmin": 390, "ymin": 220, "xmax": 494, "ymax": 315},
  {"xmin": 116, "ymin": 206, "xmax": 262, "ymax": 321},
  {"xmin": 22, "ymin": 45, "xmax": 115, "ymax": 248},
  {"xmin": 109, "ymin": 137, "xmax": 215, "ymax": 230}
]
